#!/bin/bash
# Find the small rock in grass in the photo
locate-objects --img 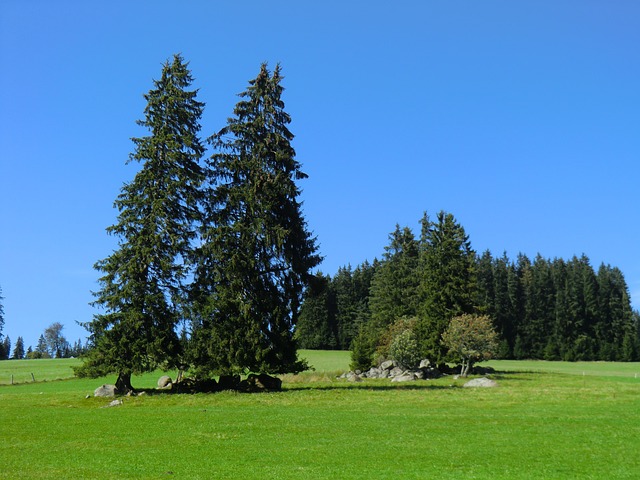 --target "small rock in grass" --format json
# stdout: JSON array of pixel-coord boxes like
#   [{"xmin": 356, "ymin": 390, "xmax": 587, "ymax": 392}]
[
  {"xmin": 94, "ymin": 384, "xmax": 118, "ymax": 397},
  {"xmin": 157, "ymin": 376, "xmax": 173, "ymax": 389},
  {"xmin": 463, "ymin": 377, "xmax": 498, "ymax": 388},
  {"xmin": 391, "ymin": 373, "xmax": 416, "ymax": 383}
]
